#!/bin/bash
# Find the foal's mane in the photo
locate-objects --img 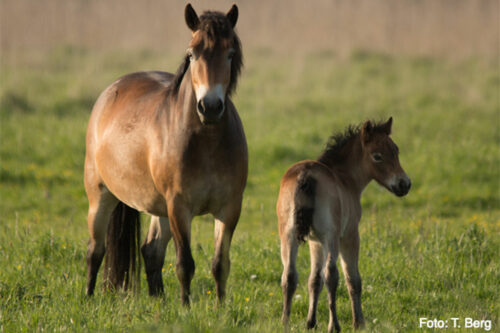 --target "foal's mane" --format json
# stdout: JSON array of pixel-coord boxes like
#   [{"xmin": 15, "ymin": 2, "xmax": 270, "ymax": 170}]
[
  {"xmin": 318, "ymin": 120, "xmax": 388, "ymax": 165},
  {"xmin": 168, "ymin": 10, "xmax": 243, "ymax": 96}
]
